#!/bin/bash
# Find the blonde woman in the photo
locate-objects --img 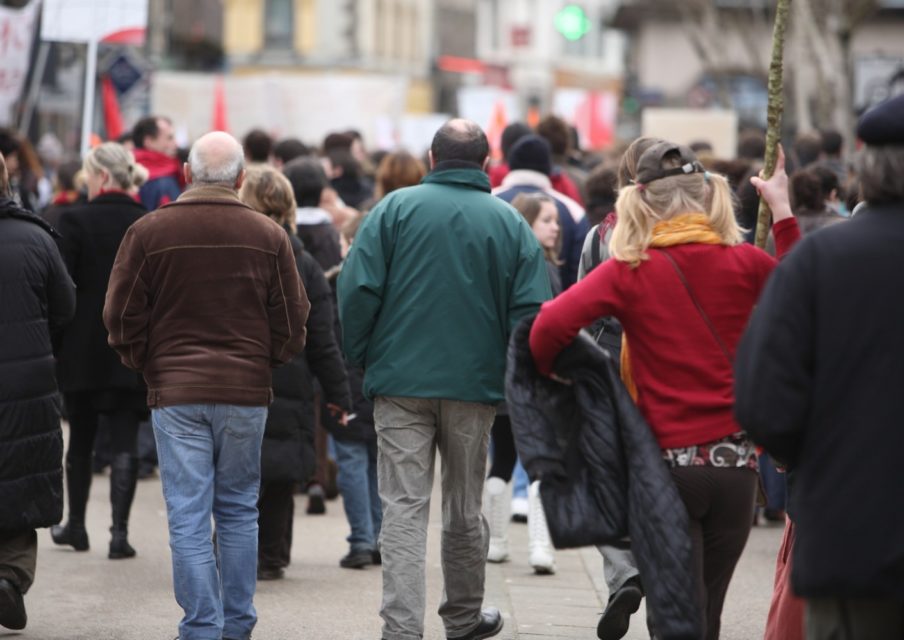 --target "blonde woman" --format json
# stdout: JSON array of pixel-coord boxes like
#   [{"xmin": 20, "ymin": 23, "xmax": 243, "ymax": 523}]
[
  {"xmin": 52, "ymin": 142, "xmax": 148, "ymax": 559},
  {"xmin": 529, "ymin": 142, "xmax": 800, "ymax": 639},
  {"xmin": 240, "ymin": 166, "xmax": 352, "ymax": 578}
]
